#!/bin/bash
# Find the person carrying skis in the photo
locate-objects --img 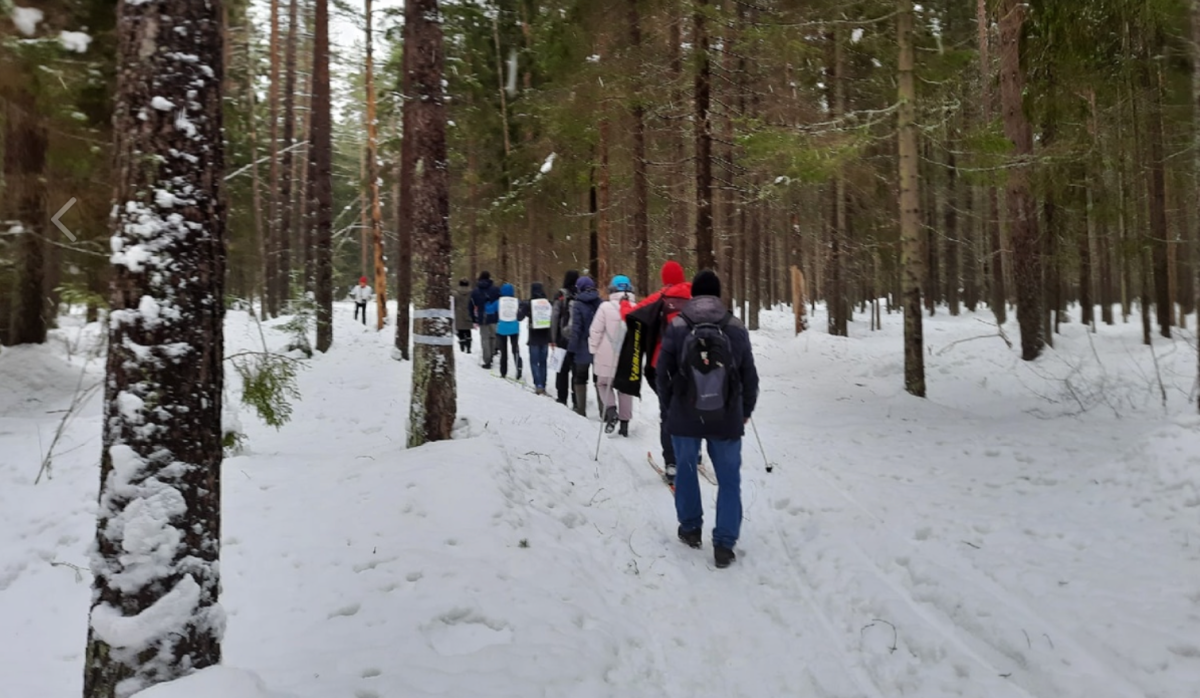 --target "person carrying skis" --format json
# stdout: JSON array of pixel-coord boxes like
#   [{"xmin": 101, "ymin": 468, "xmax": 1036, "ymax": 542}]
[
  {"xmin": 520, "ymin": 282, "xmax": 554, "ymax": 395},
  {"xmin": 565, "ymin": 275, "xmax": 602, "ymax": 417},
  {"xmin": 549, "ymin": 270, "xmax": 580, "ymax": 406},
  {"xmin": 496, "ymin": 282, "xmax": 523, "ymax": 380},
  {"xmin": 656, "ymin": 270, "xmax": 758, "ymax": 569},
  {"xmin": 470, "ymin": 271, "xmax": 501, "ymax": 369},
  {"xmin": 625, "ymin": 260, "xmax": 692, "ymax": 482},
  {"xmin": 351, "ymin": 276, "xmax": 375, "ymax": 325},
  {"xmin": 589, "ymin": 275, "xmax": 636, "ymax": 436},
  {"xmin": 453, "ymin": 278, "xmax": 473, "ymax": 353}
]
